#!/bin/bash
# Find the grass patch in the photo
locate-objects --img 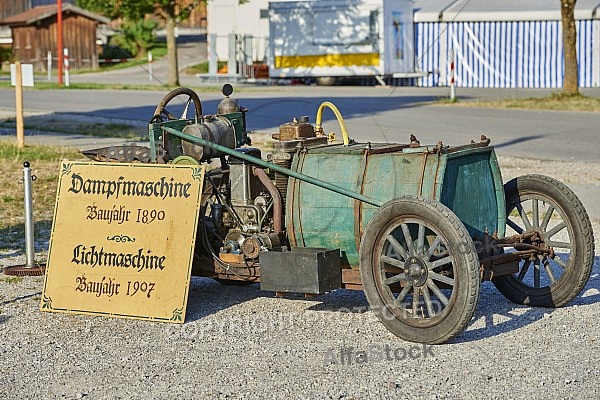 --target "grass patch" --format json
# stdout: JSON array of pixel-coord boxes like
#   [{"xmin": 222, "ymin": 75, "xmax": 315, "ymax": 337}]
[
  {"xmin": 1, "ymin": 276, "xmax": 23, "ymax": 284},
  {"xmin": 0, "ymin": 81, "xmax": 167, "ymax": 91},
  {"xmin": 447, "ymin": 93, "xmax": 600, "ymax": 112},
  {"xmin": 95, "ymin": 43, "xmax": 168, "ymax": 72},
  {"xmin": 184, "ymin": 61, "xmax": 227, "ymax": 75},
  {"xmin": 0, "ymin": 142, "xmax": 84, "ymax": 233}
]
